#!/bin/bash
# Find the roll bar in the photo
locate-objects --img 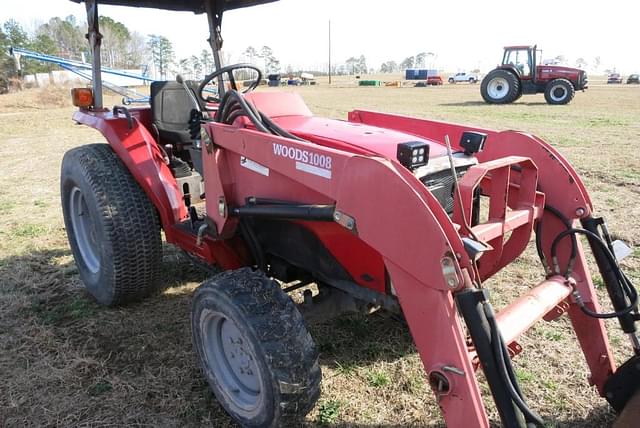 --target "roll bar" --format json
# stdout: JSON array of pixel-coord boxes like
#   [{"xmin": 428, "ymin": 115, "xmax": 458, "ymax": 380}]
[{"xmin": 71, "ymin": 0, "xmax": 277, "ymax": 108}]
